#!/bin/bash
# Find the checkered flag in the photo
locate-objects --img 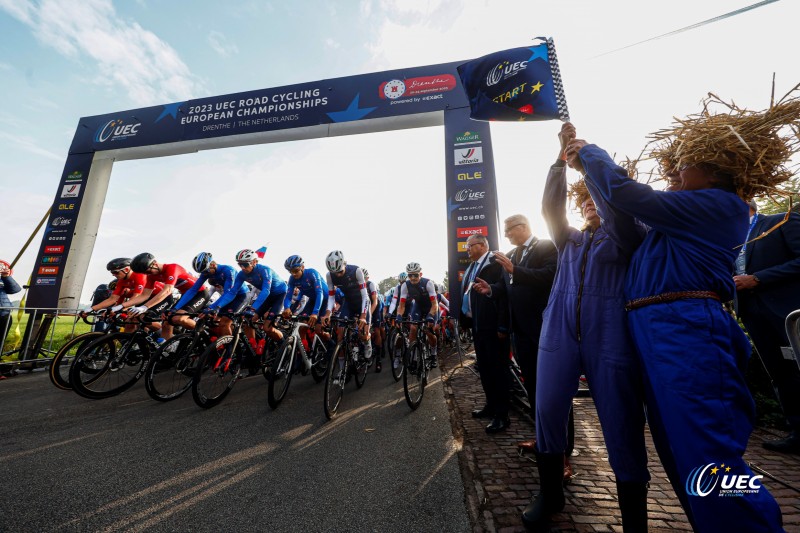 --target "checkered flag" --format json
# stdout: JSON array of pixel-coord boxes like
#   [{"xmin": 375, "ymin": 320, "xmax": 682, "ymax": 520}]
[{"xmin": 546, "ymin": 37, "xmax": 570, "ymax": 122}]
